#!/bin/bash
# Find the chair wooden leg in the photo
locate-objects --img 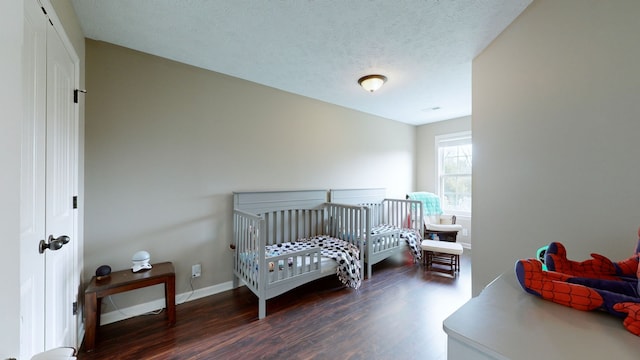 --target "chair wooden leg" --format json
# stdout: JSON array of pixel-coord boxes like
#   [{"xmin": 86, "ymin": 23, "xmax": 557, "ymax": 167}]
[{"xmin": 423, "ymin": 251, "xmax": 460, "ymax": 276}]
